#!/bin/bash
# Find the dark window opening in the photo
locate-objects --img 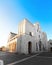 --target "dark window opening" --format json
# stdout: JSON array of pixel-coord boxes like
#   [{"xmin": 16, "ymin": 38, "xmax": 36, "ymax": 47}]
[{"xmin": 29, "ymin": 32, "xmax": 32, "ymax": 36}]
